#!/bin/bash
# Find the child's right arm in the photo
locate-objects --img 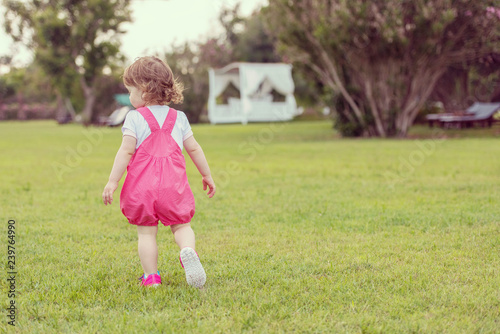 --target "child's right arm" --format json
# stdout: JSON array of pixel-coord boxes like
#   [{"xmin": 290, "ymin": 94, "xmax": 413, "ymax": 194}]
[
  {"xmin": 184, "ymin": 136, "xmax": 216, "ymax": 198},
  {"xmin": 102, "ymin": 135, "xmax": 137, "ymax": 205}
]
